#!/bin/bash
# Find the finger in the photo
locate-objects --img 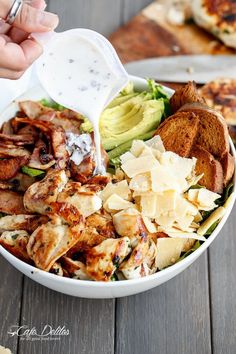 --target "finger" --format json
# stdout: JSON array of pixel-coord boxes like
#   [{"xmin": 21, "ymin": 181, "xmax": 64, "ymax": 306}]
[
  {"xmin": 0, "ymin": 36, "xmax": 42, "ymax": 71},
  {"xmin": 14, "ymin": 2, "xmax": 59, "ymax": 32},
  {"xmin": 8, "ymin": 28, "xmax": 26, "ymax": 43},
  {"xmin": 8, "ymin": 0, "xmax": 47, "ymax": 43},
  {"xmin": 0, "ymin": 19, "xmax": 10, "ymax": 34},
  {"xmin": 0, "ymin": 68, "xmax": 24, "ymax": 80},
  {"xmin": 25, "ymin": 0, "xmax": 47, "ymax": 10}
]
